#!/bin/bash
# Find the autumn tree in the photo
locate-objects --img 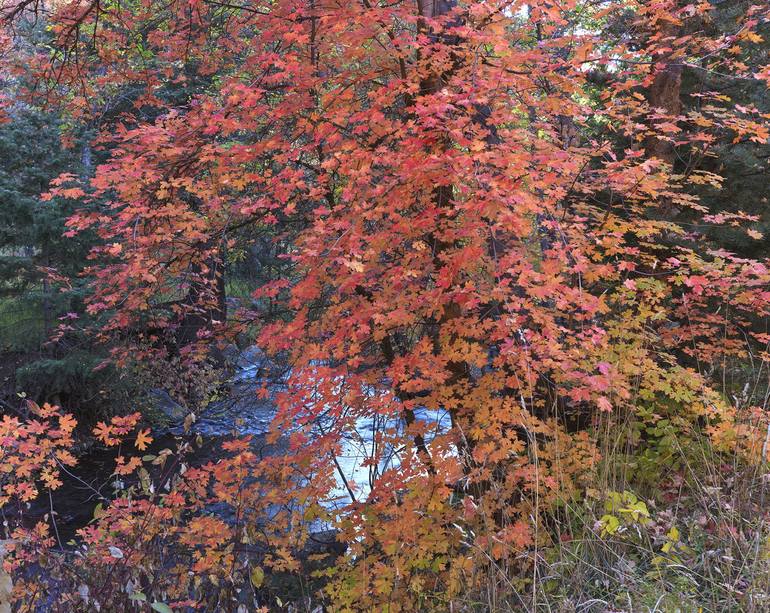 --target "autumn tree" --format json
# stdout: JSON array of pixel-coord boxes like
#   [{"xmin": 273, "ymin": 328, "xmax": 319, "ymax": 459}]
[{"xmin": 2, "ymin": 0, "xmax": 770, "ymax": 609}]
